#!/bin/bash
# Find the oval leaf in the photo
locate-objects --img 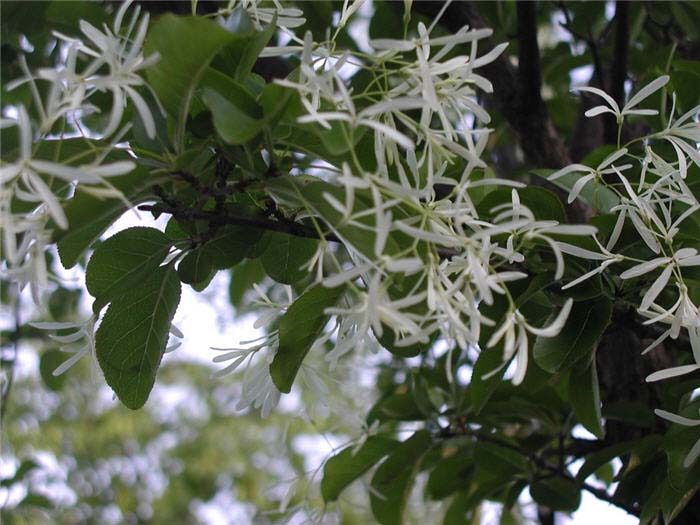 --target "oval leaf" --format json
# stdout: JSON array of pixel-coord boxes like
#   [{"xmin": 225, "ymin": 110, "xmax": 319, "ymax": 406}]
[{"xmin": 95, "ymin": 266, "xmax": 181, "ymax": 409}]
